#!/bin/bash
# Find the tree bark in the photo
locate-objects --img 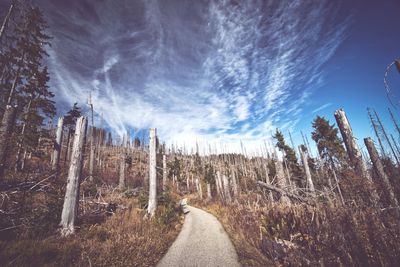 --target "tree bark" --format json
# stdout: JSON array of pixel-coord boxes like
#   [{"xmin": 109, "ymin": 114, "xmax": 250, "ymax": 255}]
[
  {"xmin": 0, "ymin": 105, "xmax": 17, "ymax": 178},
  {"xmin": 364, "ymin": 137, "xmax": 399, "ymax": 214},
  {"xmin": 334, "ymin": 109, "xmax": 368, "ymax": 178},
  {"xmin": 118, "ymin": 150, "xmax": 126, "ymax": 190},
  {"xmin": 52, "ymin": 117, "xmax": 64, "ymax": 171},
  {"xmin": 275, "ymin": 159, "xmax": 291, "ymax": 204},
  {"xmin": 0, "ymin": 0, "xmax": 15, "ymax": 43},
  {"xmin": 147, "ymin": 128, "xmax": 157, "ymax": 217},
  {"xmin": 207, "ymin": 183, "xmax": 212, "ymax": 200},
  {"xmin": 162, "ymin": 154, "xmax": 167, "ymax": 191},
  {"xmin": 298, "ymin": 146, "xmax": 315, "ymax": 193},
  {"xmin": 222, "ymin": 174, "xmax": 232, "ymax": 203},
  {"xmin": 60, "ymin": 117, "xmax": 88, "ymax": 236}
]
